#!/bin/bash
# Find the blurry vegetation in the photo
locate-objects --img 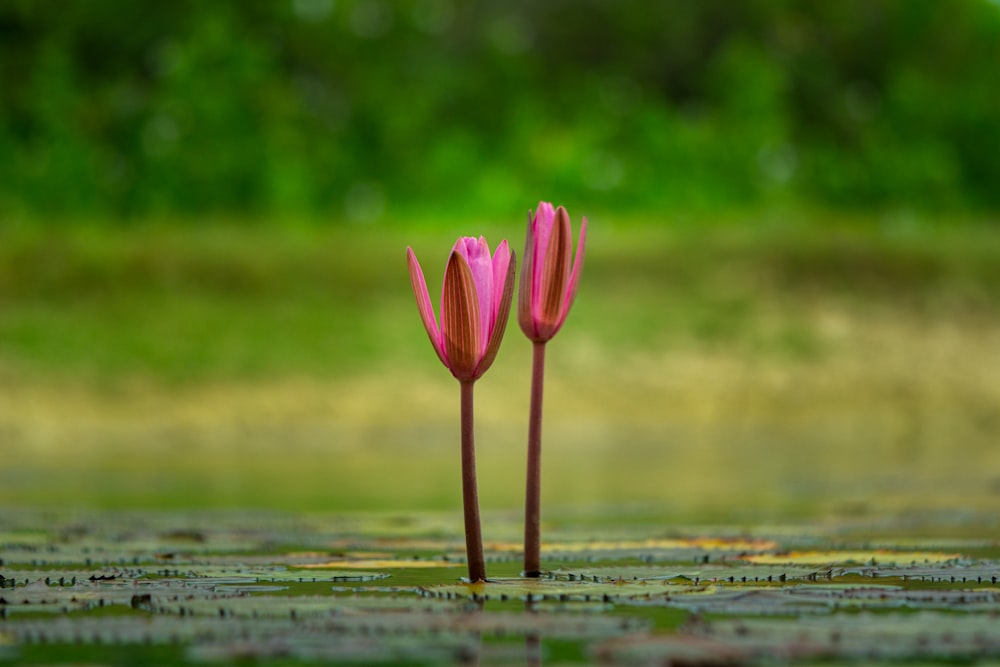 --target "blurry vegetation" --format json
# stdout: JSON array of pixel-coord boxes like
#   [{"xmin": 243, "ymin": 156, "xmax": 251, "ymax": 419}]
[
  {"xmin": 2, "ymin": 218, "xmax": 999, "ymax": 385},
  {"xmin": 2, "ymin": 219, "xmax": 999, "ymax": 513},
  {"xmin": 1, "ymin": 0, "xmax": 999, "ymax": 221},
  {"xmin": 4, "ymin": 2, "xmax": 1000, "ymax": 516}
]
